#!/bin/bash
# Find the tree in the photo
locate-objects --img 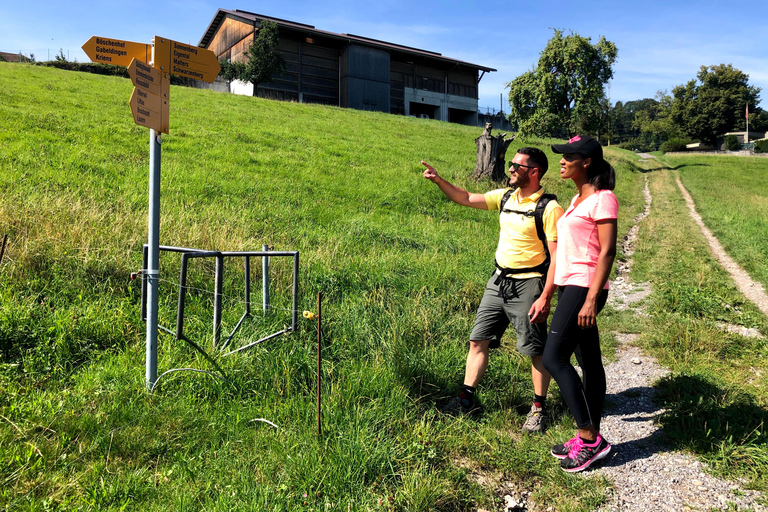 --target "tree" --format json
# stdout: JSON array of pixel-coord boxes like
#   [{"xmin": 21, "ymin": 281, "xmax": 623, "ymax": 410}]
[
  {"xmin": 633, "ymin": 91, "xmax": 681, "ymax": 150},
  {"xmin": 611, "ymin": 98, "xmax": 659, "ymax": 143},
  {"xmin": 507, "ymin": 29, "xmax": 617, "ymax": 139},
  {"xmin": 473, "ymin": 123, "xmax": 514, "ymax": 183},
  {"xmin": 220, "ymin": 20, "xmax": 285, "ymax": 96},
  {"xmin": 670, "ymin": 64, "xmax": 762, "ymax": 145}
]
